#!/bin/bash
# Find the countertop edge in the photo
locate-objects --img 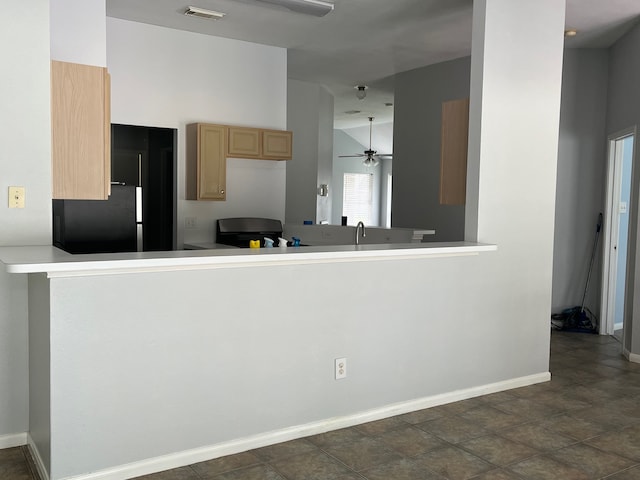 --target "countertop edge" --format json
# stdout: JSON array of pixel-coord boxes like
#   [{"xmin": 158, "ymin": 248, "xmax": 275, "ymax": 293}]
[{"xmin": 0, "ymin": 243, "xmax": 497, "ymax": 276}]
